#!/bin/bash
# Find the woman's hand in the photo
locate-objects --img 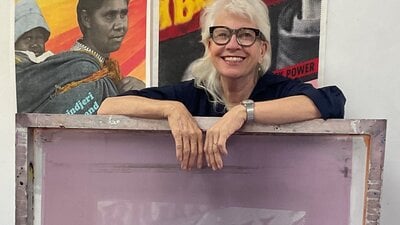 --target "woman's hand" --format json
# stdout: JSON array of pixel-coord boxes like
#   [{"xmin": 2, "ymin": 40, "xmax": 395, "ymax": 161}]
[
  {"xmin": 99, "ymin": 97, "xmax": 204, "ymax": 170},
  {"xmin": 165, "ymin": 102, "xmax": 204, "ymax": 170},
  {"xmin": 204, "ymin": 105, "xmax": 247, "ymax": 170}
]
